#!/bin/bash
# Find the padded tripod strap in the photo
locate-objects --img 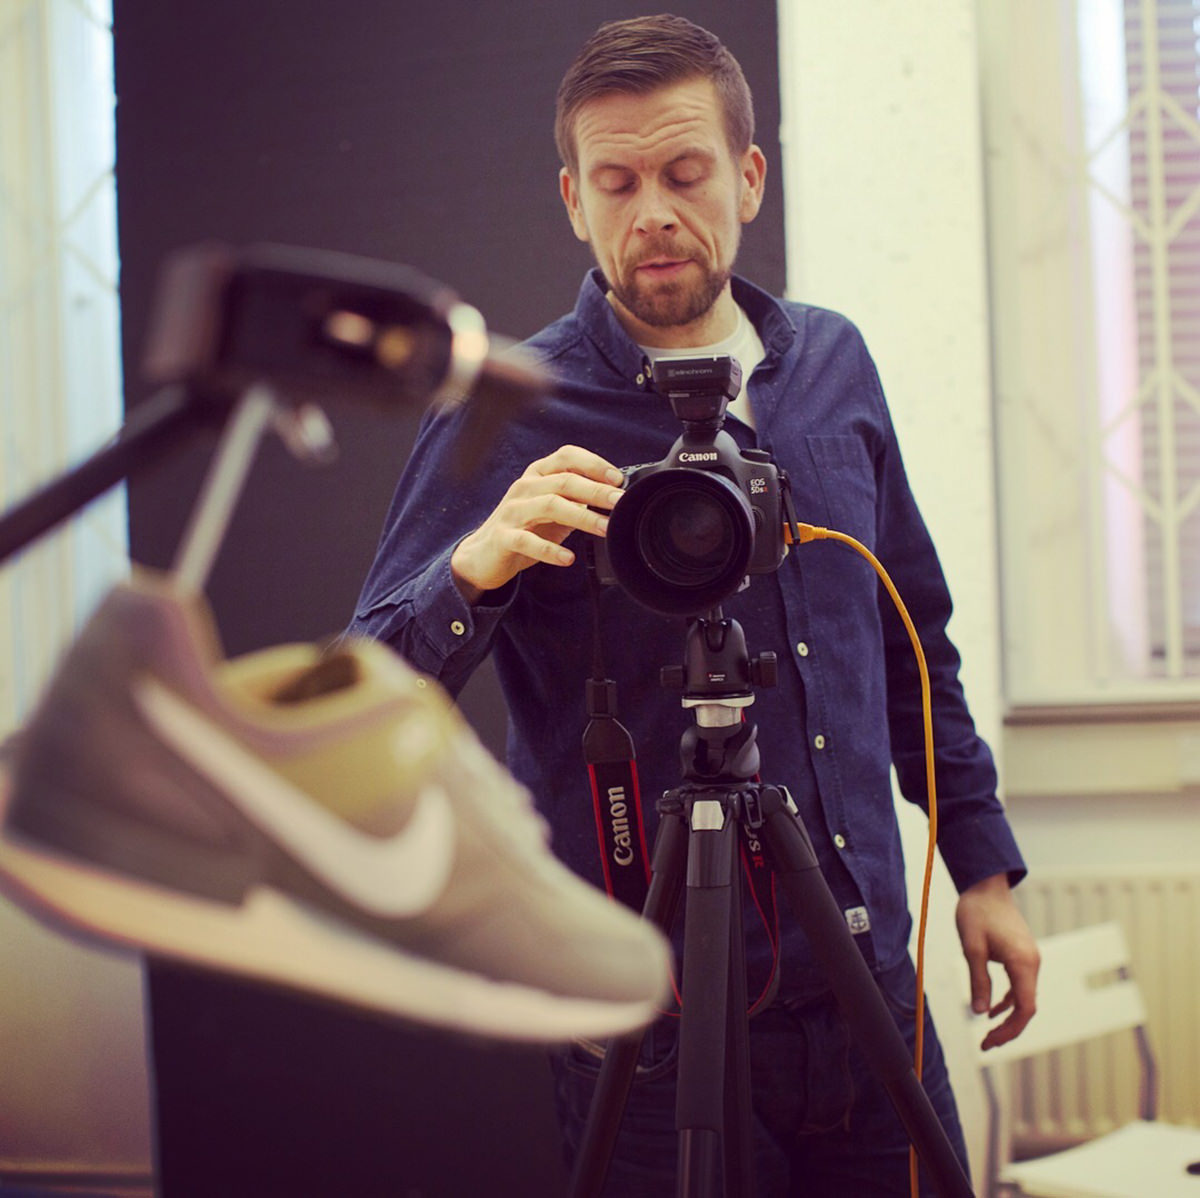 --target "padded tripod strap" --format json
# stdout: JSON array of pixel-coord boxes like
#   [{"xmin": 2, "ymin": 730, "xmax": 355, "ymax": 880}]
[
  {"xmin": 583, "ymin": 694, "xmax": 652, "ymax": 912},
  {"xmin": 582, "ymin": 541, "xmax": 652, "ymax": 912}
]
